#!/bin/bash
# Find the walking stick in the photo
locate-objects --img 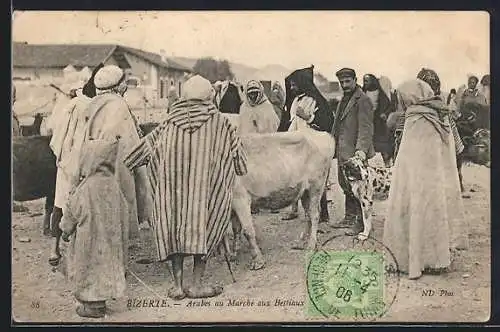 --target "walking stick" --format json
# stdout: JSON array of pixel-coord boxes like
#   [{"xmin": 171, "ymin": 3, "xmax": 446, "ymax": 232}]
[{"xmin": 223, "ymin": 252, "xmax": 237, "ymax": 283}]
